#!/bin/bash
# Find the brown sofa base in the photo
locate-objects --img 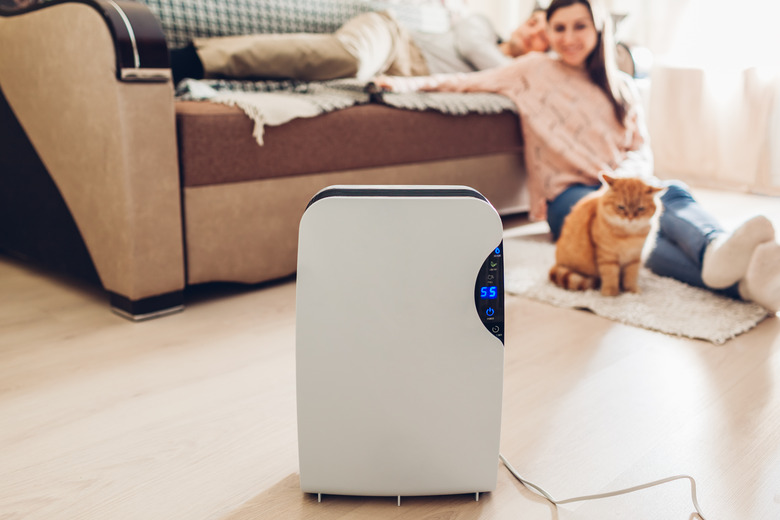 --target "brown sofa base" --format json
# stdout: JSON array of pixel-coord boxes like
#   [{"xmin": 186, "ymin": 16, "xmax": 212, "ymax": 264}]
[
  {"xmin": 176, "ymin": 102, "xmax": 524, "ymax": 185},
  {"xmin": 184, "ymin": 153, "xmax": 528, "ymax": 285}
]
